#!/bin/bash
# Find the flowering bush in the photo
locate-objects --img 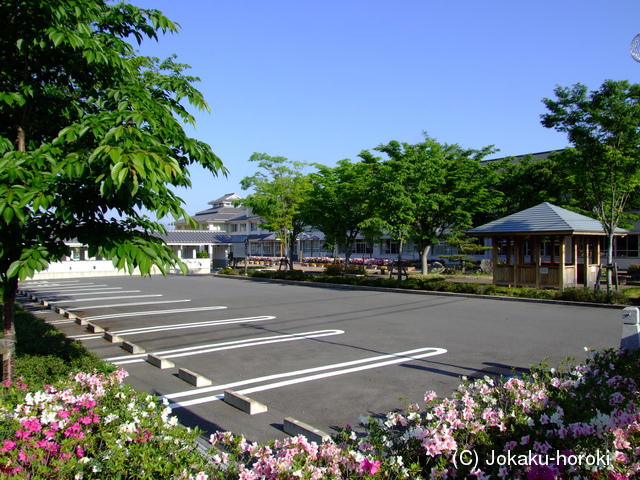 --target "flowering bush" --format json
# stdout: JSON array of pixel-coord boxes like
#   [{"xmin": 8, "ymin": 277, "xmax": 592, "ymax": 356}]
[
  {"xmin": 209, "ymin": 432, "xmax": 382, "ymax": 479},
  {"xmin": 246, "ymin": 256, "xmax": 286, "ymax": 264},
  {"xmin": 334, "ymin": 347, "xmax": 640, "ymax": 479},
  {"xmin": 0, "ymin": 370, "xmax": 210, "ymax": 479},
  {"xmin": 303, "ymin": 257, "xmax": 340, "ymax": 264}
]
